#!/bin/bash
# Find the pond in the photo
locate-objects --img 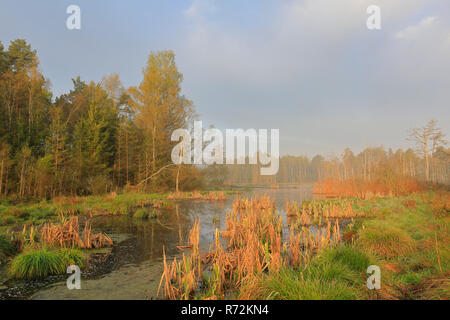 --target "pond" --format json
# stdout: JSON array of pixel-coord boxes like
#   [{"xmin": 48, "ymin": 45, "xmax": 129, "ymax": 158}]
[{"xmin": 1, "ymin": 186, "xmax": 330, "ymax": 300}]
